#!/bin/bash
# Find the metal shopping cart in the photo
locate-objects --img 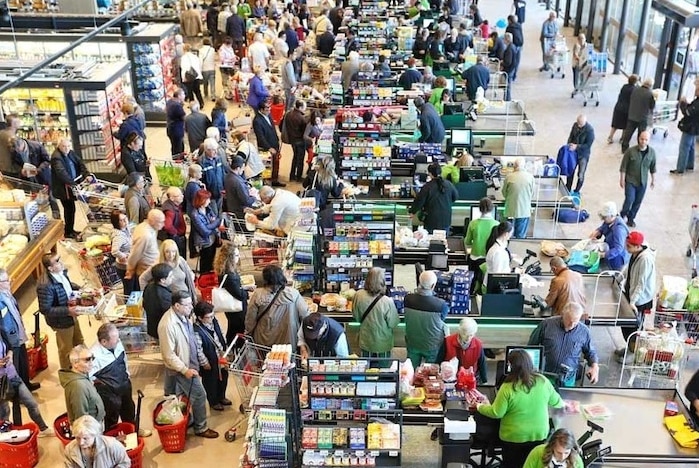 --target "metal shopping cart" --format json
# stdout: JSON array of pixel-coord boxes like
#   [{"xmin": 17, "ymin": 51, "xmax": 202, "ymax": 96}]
[
  {"xmin": 224, "ymin": 214, "xmax": 287, "ymax": 273},
  {"xmin": 225, "ymin": 335, "xmax": 271, "ymax": 413},
  {"xmin": 618, "ymin": 330, "xmax": 690, "ymax": 388},
  {"xmin": 571, "ymin": 53, "xmax": 608, "ymax": 106},
  {"xmin": 73, "ymin": 178, "xmax": 126, "ymax": 238},
  {"xmin": 546, "ymin": 39, "xmax": 569, "ymax": 79},
  {"xmin": 98, "ymin": 292, "xmax": 160, "ymax": 357},
  {"xmin": 652, "ymin": 99, "xmax": 679, "ymax": 138}
]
